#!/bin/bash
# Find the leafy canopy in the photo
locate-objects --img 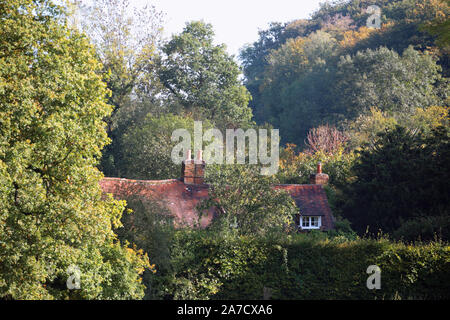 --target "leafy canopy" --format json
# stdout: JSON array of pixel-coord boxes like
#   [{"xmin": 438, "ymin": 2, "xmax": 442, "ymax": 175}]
[
  {"xmin": 0, "ymin": 0, "xmax": 151, "ymax": 299},
  {"xmin": 199, "ymin": 165, "xmax": 298, "ymax": 237},
  {"xmin": 340, "ymin": 125, "xmax": 450, "ymax": 238},
  {"xmin": 159, "ymin": 21, "xmax": 253, "ymax": 129}
]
